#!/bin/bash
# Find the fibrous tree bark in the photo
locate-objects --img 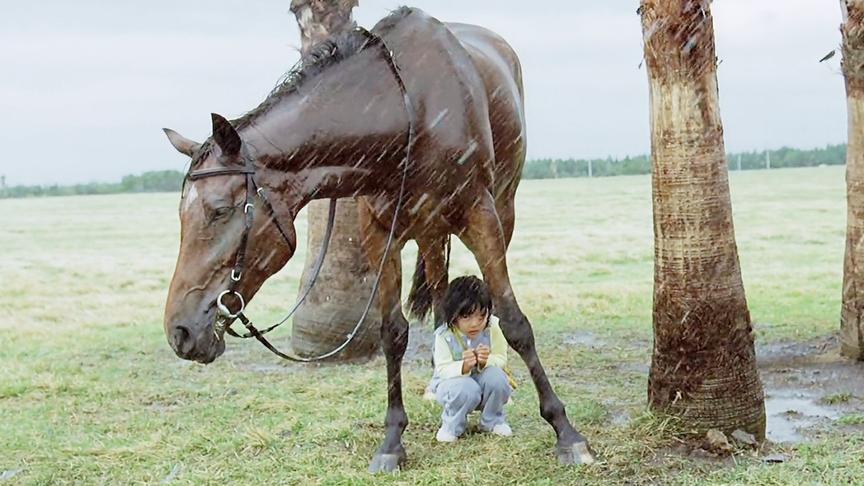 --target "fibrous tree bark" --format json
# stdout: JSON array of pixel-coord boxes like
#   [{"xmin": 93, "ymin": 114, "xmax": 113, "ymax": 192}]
[
  {"xmin": 289, "ymin": 0, "xmax": 381, "ymax": 360},
  {"xmin": 840, "ymin": 0, "xmax": 864, "ymax": 360},
  {"xmin": 291, "ymin": 0, "xmax": 358, "ymax": 54},
  {"xmin": 639, "ymin": 0, "xmax": 766, "ymax": 438}
]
